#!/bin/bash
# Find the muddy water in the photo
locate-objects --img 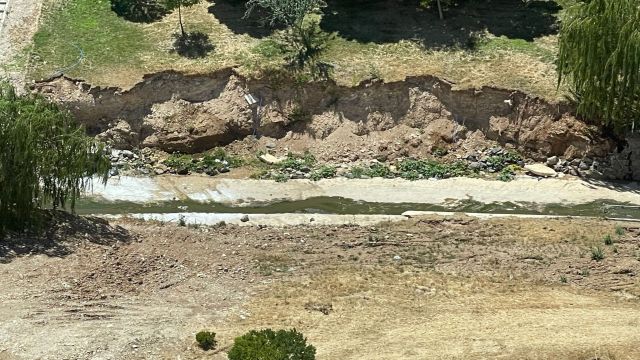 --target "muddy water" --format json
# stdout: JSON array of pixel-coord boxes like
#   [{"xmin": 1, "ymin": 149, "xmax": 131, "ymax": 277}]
[{"xmin": 75, "ymin": 197, "xmax": 640, "ymax": 219}]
